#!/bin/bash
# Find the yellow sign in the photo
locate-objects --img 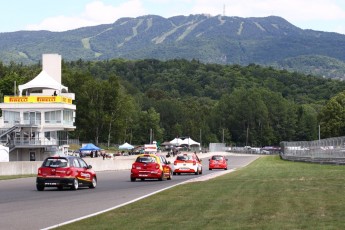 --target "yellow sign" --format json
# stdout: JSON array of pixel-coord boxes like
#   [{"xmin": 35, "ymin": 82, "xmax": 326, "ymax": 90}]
[{"xmin": 4, "ymin": 96, "xmax": 73, "ymax": 104}]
